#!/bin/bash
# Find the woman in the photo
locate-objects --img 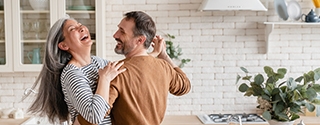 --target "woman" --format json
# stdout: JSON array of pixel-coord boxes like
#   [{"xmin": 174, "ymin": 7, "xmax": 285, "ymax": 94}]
[{"xmin": 26, "ymin": 16, "xmax": 126, "ymax": 125}]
